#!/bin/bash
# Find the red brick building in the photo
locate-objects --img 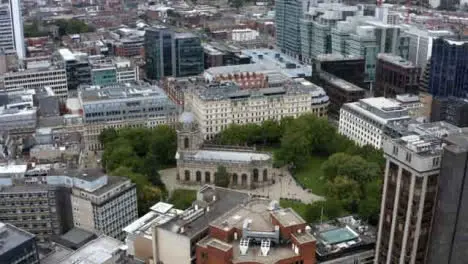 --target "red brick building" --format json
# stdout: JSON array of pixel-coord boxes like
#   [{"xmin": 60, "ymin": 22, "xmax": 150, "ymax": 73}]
[{"xmin": 196, "ymin": 199, "xmax": 316, "ymax": 264}]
